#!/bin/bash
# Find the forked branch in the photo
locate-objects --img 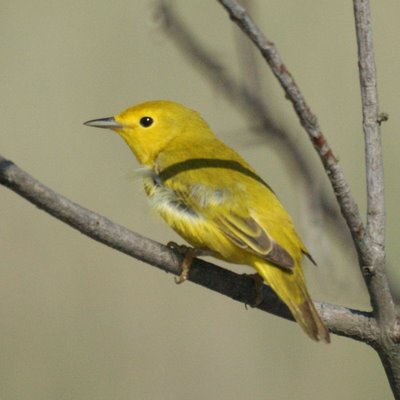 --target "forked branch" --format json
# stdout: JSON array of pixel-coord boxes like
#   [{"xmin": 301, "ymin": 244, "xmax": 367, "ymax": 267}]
[{"xmin": 216, "ymin": 0, "xmax": 398, "ymax": 396}]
